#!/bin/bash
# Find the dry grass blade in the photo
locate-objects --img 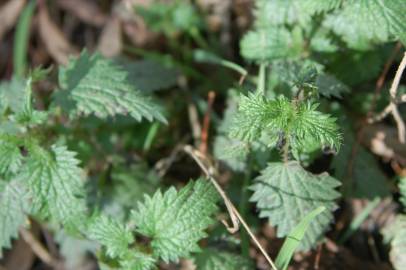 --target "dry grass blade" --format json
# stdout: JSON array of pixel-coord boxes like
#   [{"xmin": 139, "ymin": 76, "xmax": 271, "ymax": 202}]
[
  {"xmin": 97, "ymin": 16, "xmax": 122, "ymax": 58},
  {"xmin": 368, "ymin": 52, "xmax": 406, "ymax": 143},
  {"xmin": 0, "ymin": 0, "xmax": 26, "ymax": 41},
  {"xmin": 183, "ymin": 145, "xmax": 278, "ymax": 270},
  {"xmin": 57, "ymin": 0, "xmax": 107, "ymax": 27},
  {"xmin": 38, "ymin": 3, "xmax": 78, "ymax": 65}
]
